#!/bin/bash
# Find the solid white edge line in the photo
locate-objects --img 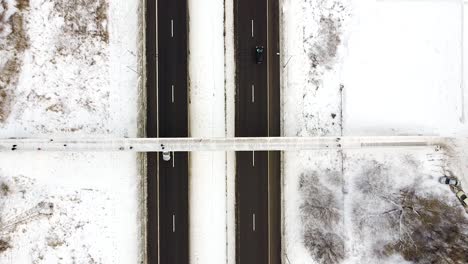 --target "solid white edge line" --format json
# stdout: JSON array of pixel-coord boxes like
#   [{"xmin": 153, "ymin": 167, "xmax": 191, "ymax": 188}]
[
  {"xmin": 155, "ymin": 1, "xmax": 160, "ymax": 263},
  {"xmin": 461, "ymin": 0, "xmax": 466, "ymax": 122}
]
